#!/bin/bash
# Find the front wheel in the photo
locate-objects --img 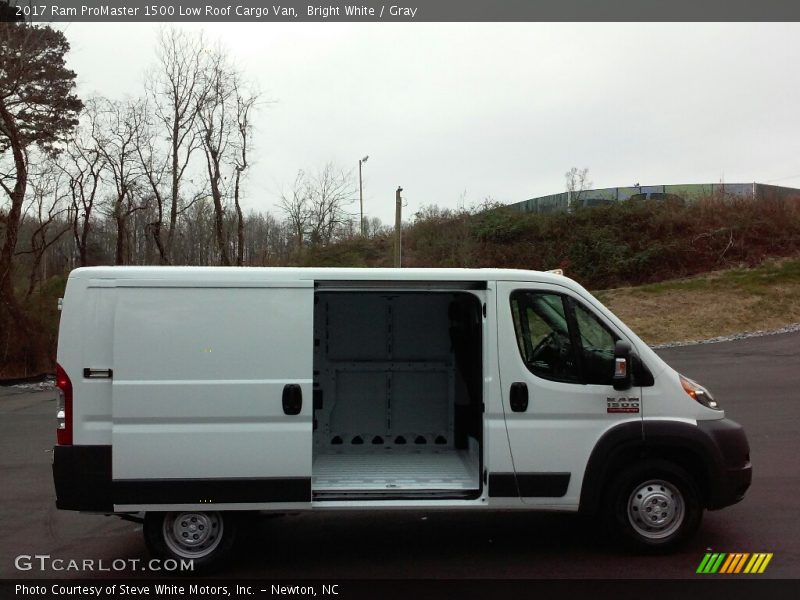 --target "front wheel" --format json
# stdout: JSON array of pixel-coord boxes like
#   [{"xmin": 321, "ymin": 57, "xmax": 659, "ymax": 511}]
[
  {"xmin": 604, "ymin": 460, "xmax": 703, "ymax": 552},
  {"xmin": 144, "ymin": 511, "xmax": 237, "ymax": 570}
]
